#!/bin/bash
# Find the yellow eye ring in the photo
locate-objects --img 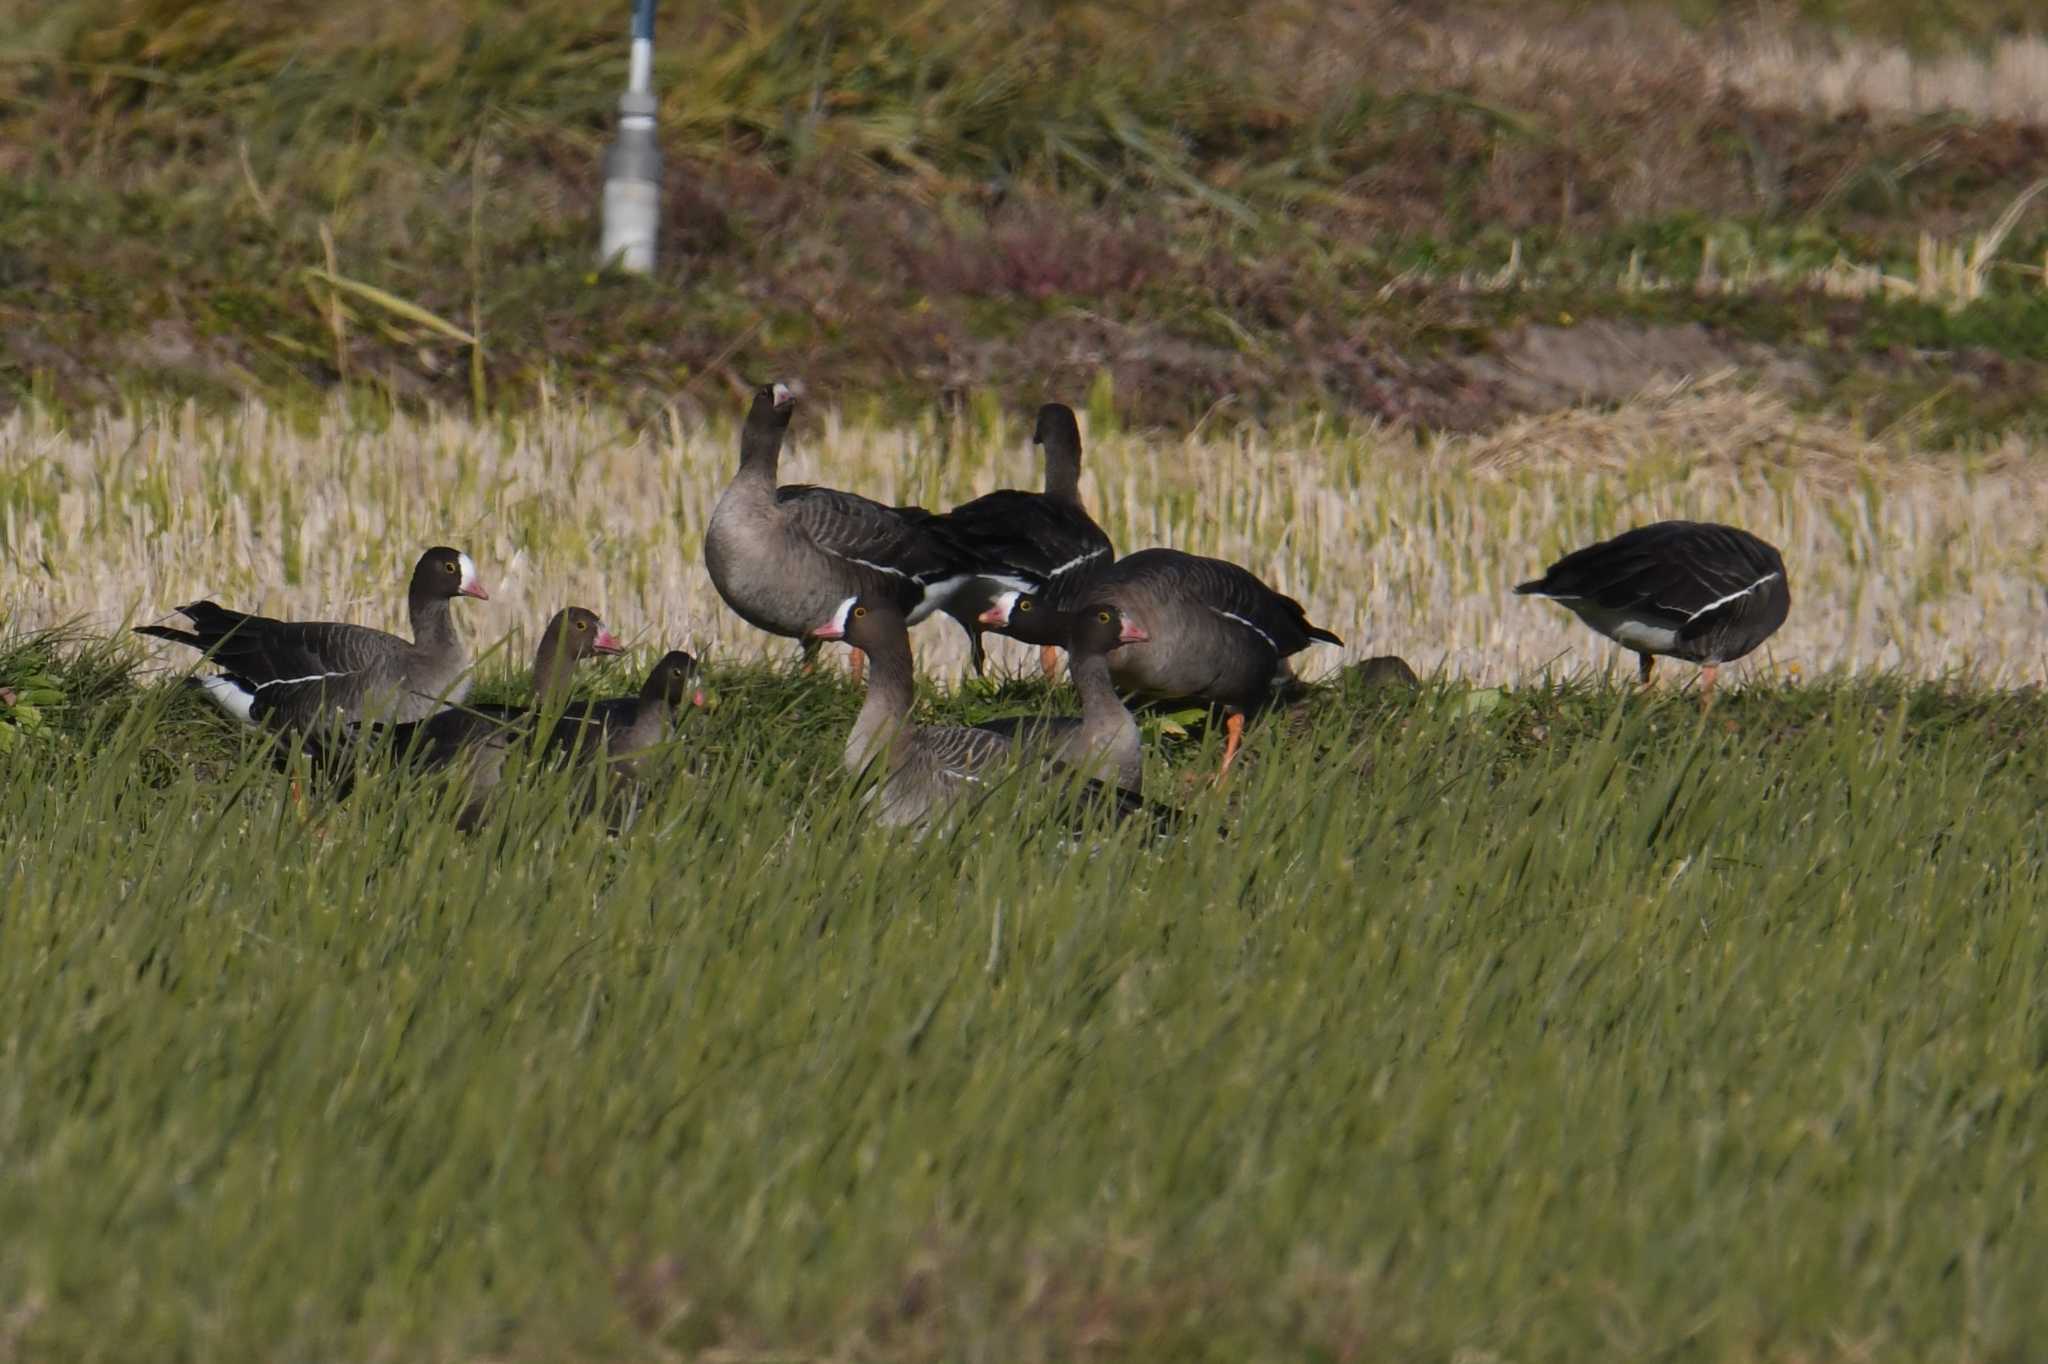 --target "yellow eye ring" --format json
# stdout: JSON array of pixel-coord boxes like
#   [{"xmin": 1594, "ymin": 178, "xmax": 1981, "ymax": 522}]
[
  {"xmin": 1097, "ymin": 610, "xmax": 1111, "ymax": 624},
  {"xmin": 853, "ymin": 606, "xmax": 867, "ymax": 618}
]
